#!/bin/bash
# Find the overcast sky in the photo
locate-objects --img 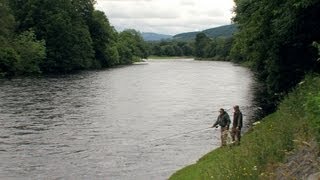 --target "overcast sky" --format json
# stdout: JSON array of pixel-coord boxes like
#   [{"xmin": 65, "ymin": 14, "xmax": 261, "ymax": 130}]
[{"xmin": 95, "ymin": 0, "xmax": 235, "ymax": 35}]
